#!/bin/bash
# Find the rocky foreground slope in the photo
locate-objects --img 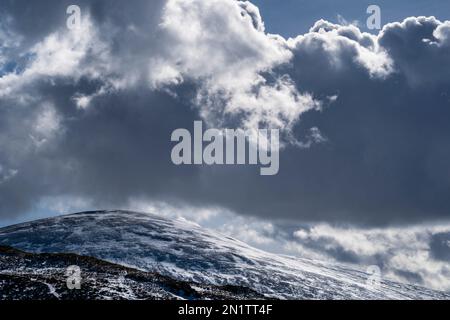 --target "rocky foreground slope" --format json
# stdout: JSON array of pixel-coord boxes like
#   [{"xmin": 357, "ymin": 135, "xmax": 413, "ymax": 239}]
[{"xmin": 0, "ymin": 245, "xmax": 263, "ymax": 300}]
